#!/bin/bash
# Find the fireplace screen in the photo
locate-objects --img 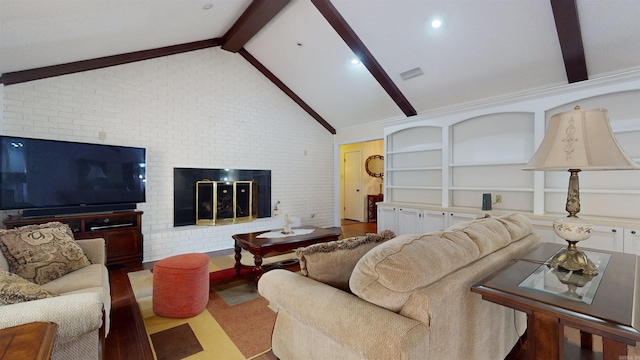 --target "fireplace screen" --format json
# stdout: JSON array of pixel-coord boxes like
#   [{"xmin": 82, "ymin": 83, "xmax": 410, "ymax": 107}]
[{"xmin": 196, "ymin": 180, "xmax": 257, "ymax": 225}]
